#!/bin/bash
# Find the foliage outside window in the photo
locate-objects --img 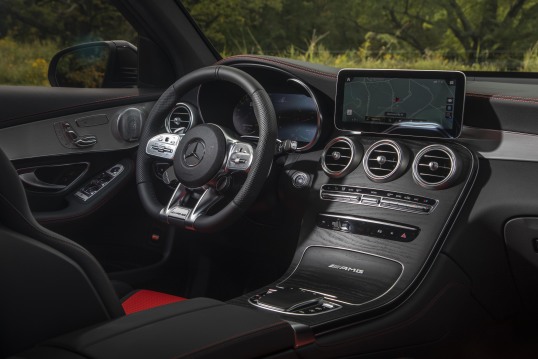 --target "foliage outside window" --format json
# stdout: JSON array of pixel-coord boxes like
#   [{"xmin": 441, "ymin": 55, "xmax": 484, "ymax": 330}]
[
  {"xmin": 183, "ymin": 0, "xmax": 538, "ymax": 72},
  {"xmin": 0, "ymin": 0, "xmax": 136, "ymax": 86}
]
